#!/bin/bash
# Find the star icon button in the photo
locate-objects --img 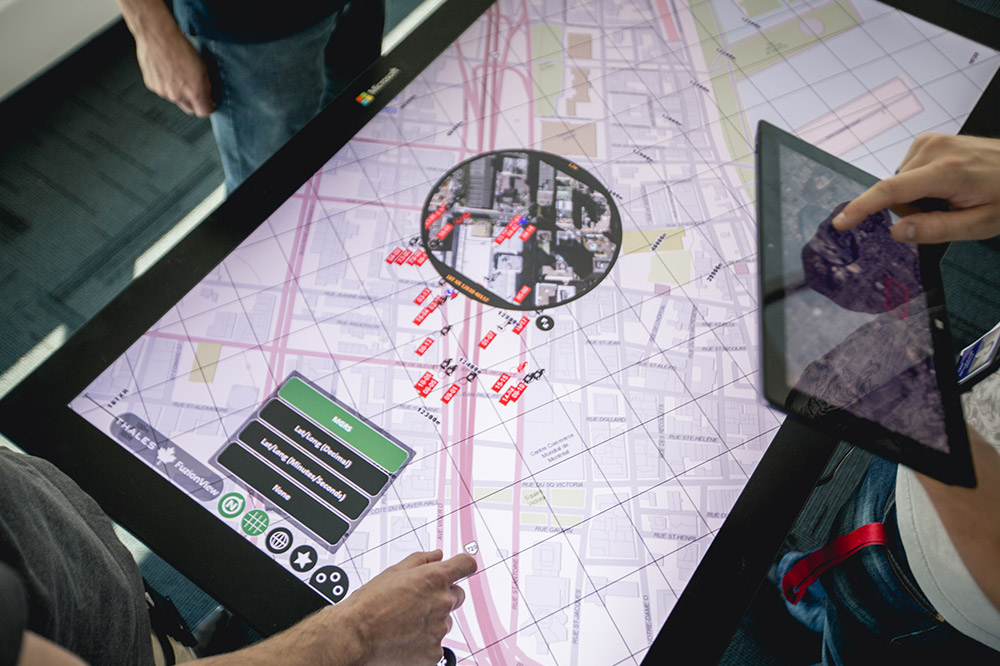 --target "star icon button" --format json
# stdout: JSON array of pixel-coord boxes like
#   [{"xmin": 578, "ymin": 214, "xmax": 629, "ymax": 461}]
[{"xmin": 289, "ymin": 545, "xmax": 317, "ymax": 573}]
